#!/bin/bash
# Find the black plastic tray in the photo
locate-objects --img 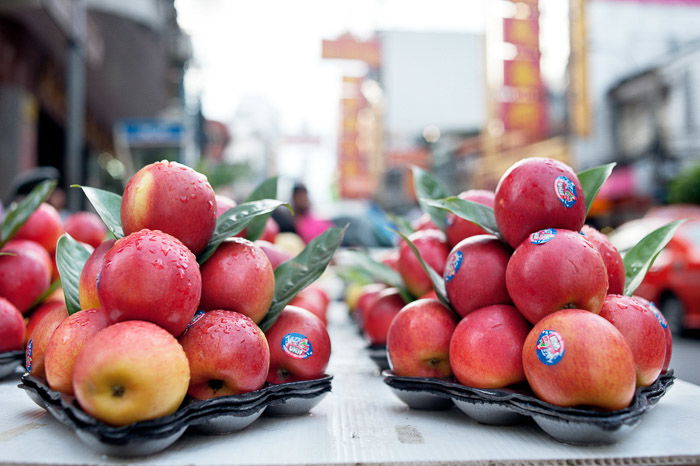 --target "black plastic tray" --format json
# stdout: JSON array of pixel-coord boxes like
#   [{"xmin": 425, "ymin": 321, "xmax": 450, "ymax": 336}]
[
  {"xmin": 383, "ymin": 370, "xmax": 674, "ymax": 445},
  {"xmin": 19, "ymin": 373, "xmax": 332, "ymax": 457},
  {"xmin": 366, "ymin": 344, "xmax": 390, "ymax": 371},
  {"xmin": 0, "ymin": 350, "xmax": 24, "ymax": 379}
]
